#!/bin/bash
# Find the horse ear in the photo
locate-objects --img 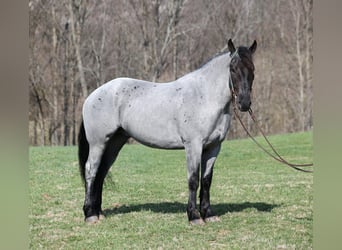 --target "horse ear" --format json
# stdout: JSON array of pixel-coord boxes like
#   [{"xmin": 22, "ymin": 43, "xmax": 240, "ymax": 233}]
[
  {"xmin": 249, "ymin": 40, "xmax": 257, "ymax": 54},
  {"xmin": 227, "ymin": 39, "xmax": 236, "ymax": 54}
]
